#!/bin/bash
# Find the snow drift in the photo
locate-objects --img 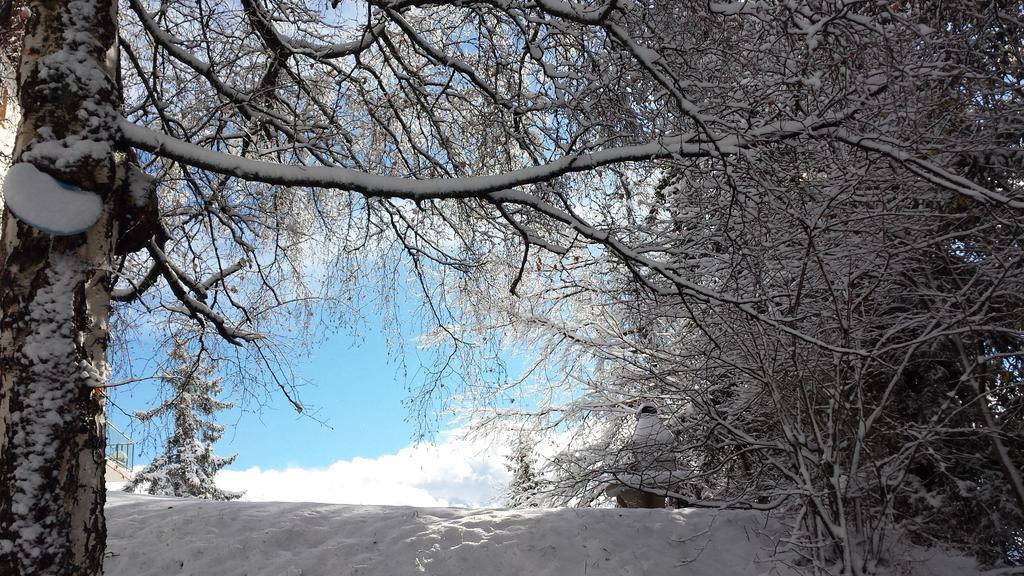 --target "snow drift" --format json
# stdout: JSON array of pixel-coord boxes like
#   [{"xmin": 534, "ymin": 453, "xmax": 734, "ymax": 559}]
[{"xmin": 104, "ymin": 491, "xmax": 984, "ymax": 576}]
